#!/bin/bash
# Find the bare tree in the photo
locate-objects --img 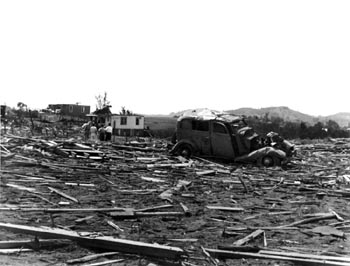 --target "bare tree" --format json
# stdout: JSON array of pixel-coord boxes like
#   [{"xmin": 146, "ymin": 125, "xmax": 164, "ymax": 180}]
[
  {"xmin": 95, "ymin": 92, "xmax": 111, "ymax": 110},
  {"xmin": 120, "ymin": 106, "xmax": 133, "ymax": 115}
]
